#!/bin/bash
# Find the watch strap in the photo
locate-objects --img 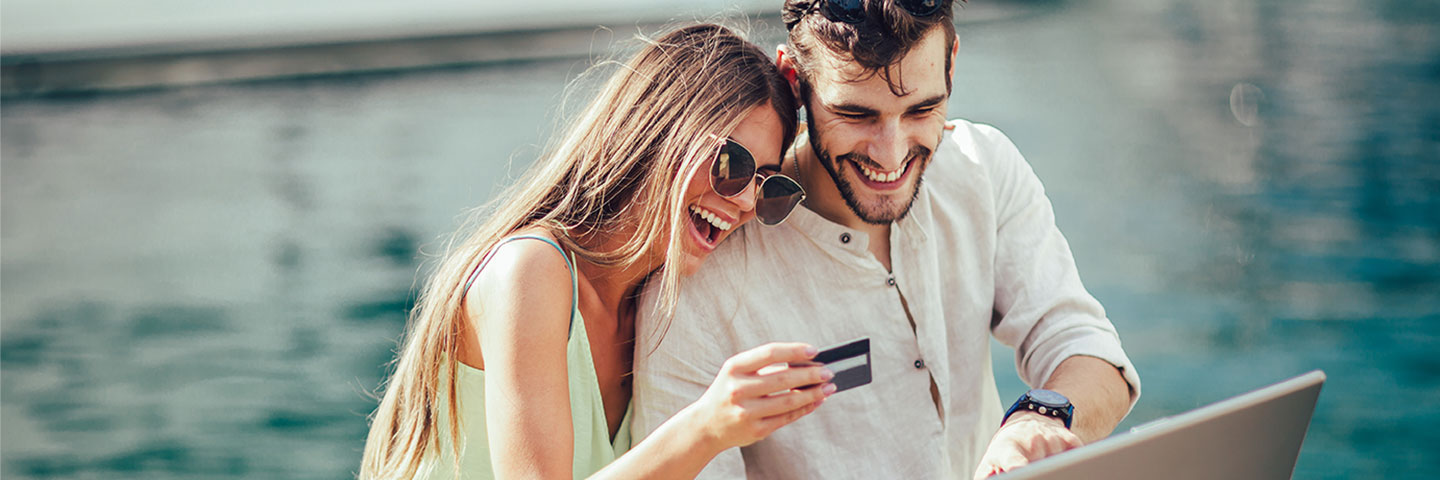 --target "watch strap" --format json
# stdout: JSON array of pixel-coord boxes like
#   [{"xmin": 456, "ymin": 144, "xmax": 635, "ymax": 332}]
[{"xmin": 1002, "ymin": 390, "xmax": 1075, "ymax": 429}]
